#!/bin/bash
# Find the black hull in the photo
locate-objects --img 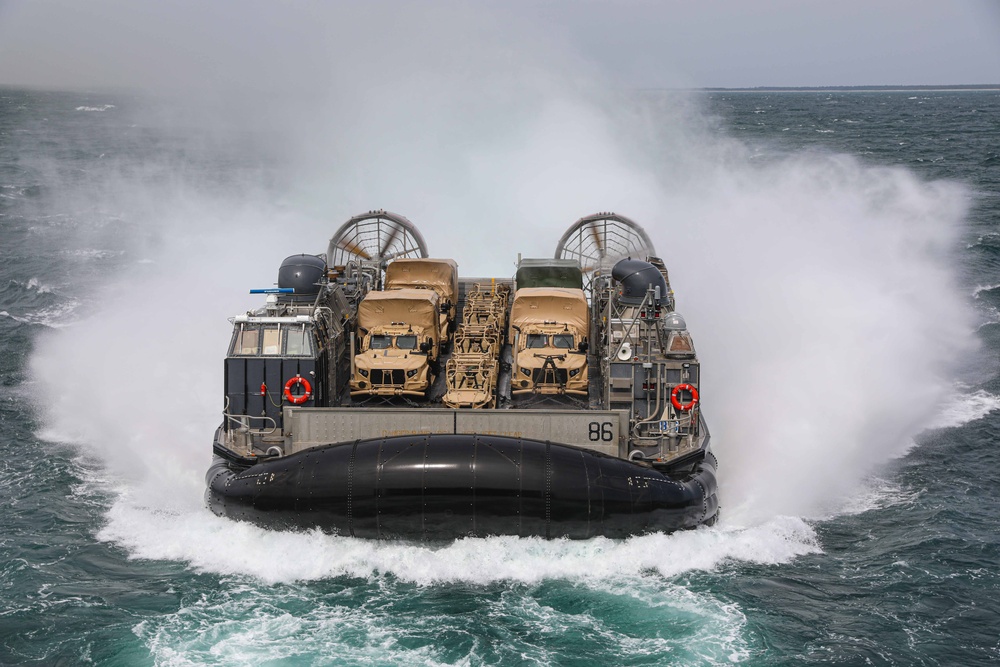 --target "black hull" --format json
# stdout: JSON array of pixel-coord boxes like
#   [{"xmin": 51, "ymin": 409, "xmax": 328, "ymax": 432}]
[{"xmin": 206, "ymin": 434, "xmax": 718, "ymax": 540}]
